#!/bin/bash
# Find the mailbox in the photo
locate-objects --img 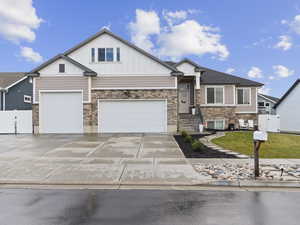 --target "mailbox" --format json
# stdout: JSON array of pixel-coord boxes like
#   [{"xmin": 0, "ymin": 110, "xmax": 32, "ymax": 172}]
[{"xmin": 253, "ymin": 131, "xmax": 268, "ymax": 142}]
